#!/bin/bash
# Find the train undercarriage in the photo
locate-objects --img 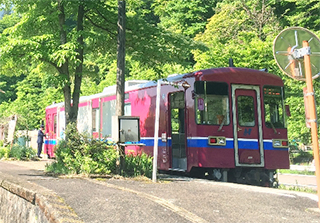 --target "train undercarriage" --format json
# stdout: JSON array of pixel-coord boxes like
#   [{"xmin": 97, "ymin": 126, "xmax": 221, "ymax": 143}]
[{"xmin": 189, "ymin": 167, "xmax": 278, "ymax": 187}]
